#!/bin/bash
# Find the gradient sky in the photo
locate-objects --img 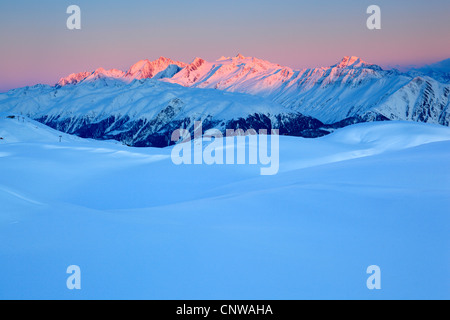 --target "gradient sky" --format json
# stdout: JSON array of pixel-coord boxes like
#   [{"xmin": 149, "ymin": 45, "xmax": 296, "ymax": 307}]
[{"xmin": 1, "ymin": 0, "xmax": 449, "ymax": 92}]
